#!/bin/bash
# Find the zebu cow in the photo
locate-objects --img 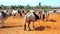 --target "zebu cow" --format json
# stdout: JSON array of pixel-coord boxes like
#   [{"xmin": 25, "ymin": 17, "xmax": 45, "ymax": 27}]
[
  {"xmin": 24, "ymin": 10, "xmax": 40, "ymax": 31},
  {"xmin": 54, "ymin": 9, "xmax": 60, "ymax": 13},
  {"xmin": 37, "ymin": 10, "xmax": 43, "ymax": 20},
  {"xmin": 11, "ymin": 9, "xmax": 23, "ymax": 18},
  {"xmin": 56, "ymin": 10, "xmax": 60, "ymax": 14},
  {"xmin": 44, "ymin": 10, "xmax": 49, "ymax": 21},
  {"xmin": 11, "ymin": 9, "xmax": 18, "ymax": 18},
  {"xmin": 44, "ymin": 10, "xmax": 54, "ymax": 21},
  {"xmin": 39, "ymin": 10, "xmax": 49, "ymax": 21},
  {"xmin": 0, "ymin": 10, "xmax": 11, "ymax": 27},
  {"xmin": 37, "ymin": 10, "xmax": 45, "ymax": 21},
  {"xmin": 22, "ymin": 10, "xmax": 30, "ymax": 15},
  {"xmin": 18, "ymin": 10, "xmax": 23, "ymax": 17}
]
